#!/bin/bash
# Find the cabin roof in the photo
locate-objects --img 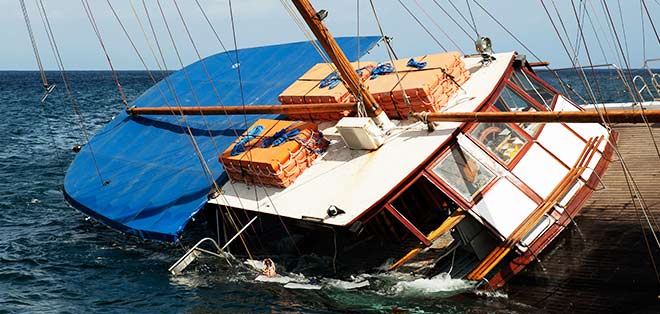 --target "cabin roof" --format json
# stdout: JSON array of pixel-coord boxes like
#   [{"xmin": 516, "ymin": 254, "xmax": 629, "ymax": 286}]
[{"xmin": 208, "ymin": 52, "xmax": 516, "ymax": 226}]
